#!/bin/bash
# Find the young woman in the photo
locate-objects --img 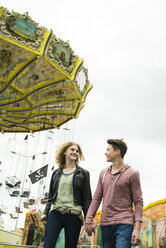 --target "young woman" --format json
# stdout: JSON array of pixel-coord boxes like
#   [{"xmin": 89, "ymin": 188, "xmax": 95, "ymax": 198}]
[{"xmin": 41, "ymin": 141, "xmax": 92, "ymax": 248}]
